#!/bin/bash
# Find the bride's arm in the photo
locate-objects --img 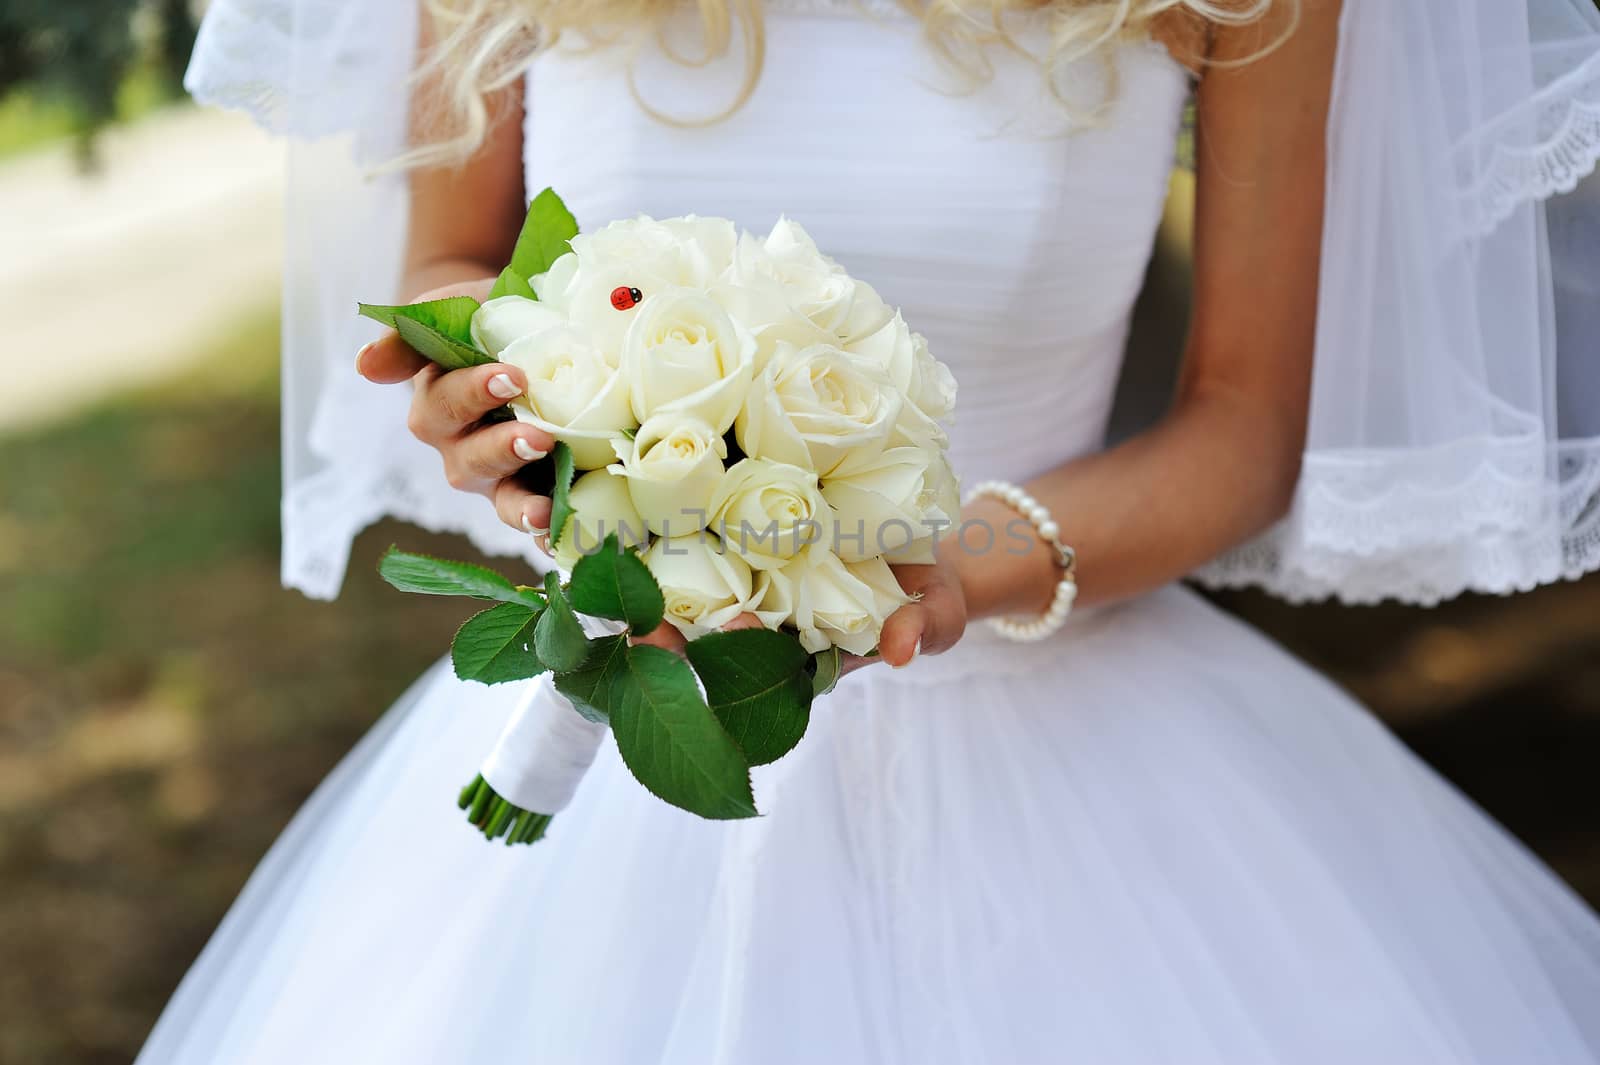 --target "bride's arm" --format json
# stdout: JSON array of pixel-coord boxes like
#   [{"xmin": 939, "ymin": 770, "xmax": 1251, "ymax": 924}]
[
  {"xmin": 400, "ymin": 79, "xmax": 527, "ymax": 298},
  {"xmin": 357, "ymin": 74, "xmax": 561, "ymax": 533},
  {"xmin": 950, "ymin": 2, "xmax": 1340, "ymax": 624}
]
